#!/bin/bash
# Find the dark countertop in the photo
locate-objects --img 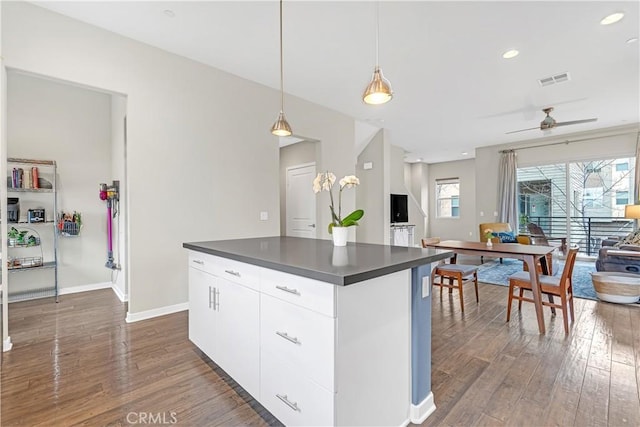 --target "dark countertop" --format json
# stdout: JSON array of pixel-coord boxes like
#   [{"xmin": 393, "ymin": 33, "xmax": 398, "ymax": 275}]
[{"xmin": 183, "ymin": 236, "xmax": 452, "ymax": 286}]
